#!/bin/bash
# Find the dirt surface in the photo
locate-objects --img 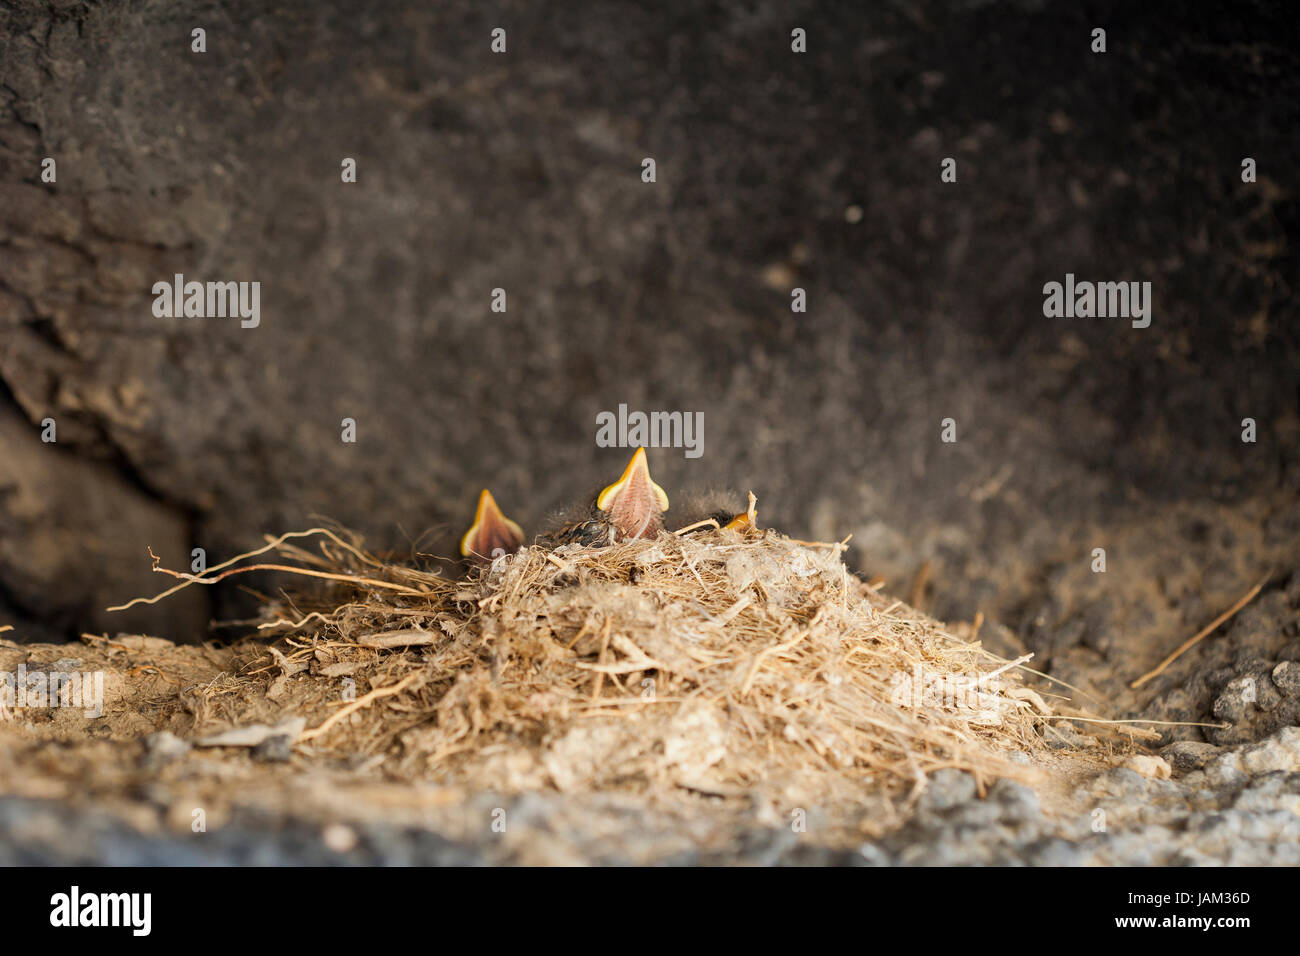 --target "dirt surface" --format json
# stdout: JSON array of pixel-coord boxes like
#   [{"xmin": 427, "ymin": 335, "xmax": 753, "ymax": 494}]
[{"xmin": 3, "ymin": 606, "xmax": 1299, "ymax": 866}]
